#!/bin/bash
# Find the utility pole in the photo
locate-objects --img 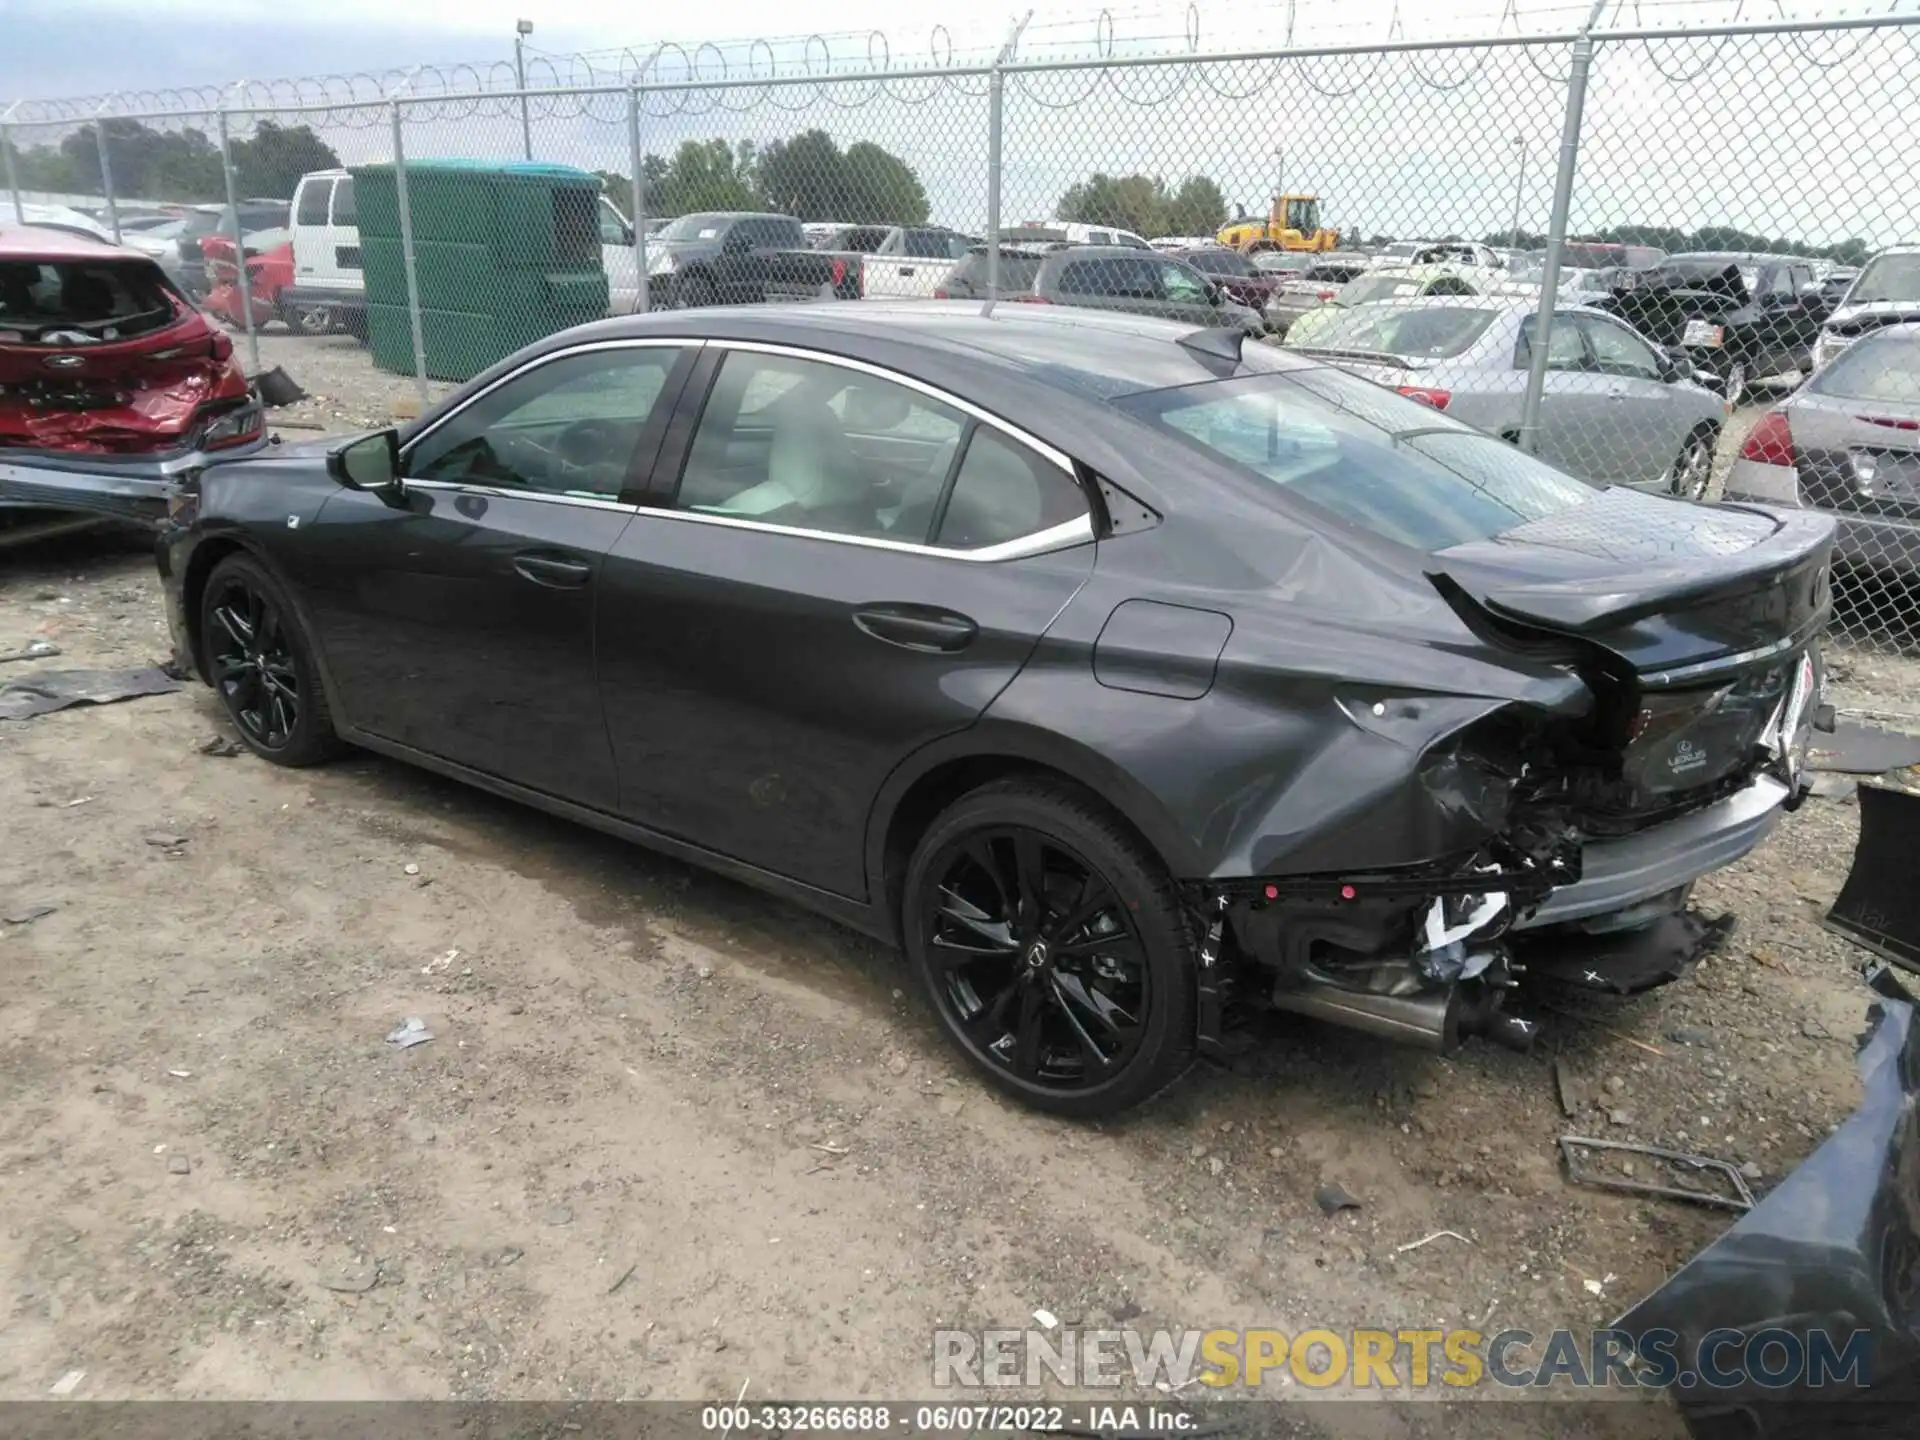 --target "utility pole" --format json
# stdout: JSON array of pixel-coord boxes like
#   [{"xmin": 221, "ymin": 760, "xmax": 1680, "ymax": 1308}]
[{"xmin": 514, "ymin": 19, "xmax": 534, "ymax": 161}]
